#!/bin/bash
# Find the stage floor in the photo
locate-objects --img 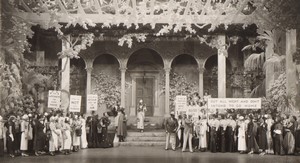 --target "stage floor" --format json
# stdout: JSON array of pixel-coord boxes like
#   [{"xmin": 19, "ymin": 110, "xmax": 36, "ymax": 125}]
[{"xmin": 1, "ymin": 146, "xmax": 299, "ymax": 163}]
